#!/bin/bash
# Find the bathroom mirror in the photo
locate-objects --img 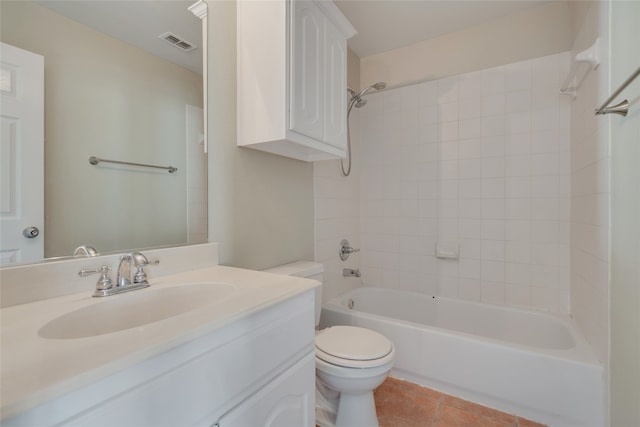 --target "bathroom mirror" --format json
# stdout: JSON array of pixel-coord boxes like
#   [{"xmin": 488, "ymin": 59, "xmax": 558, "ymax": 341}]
[{"xmin": 0, "ymin": 0, "xmax": 206, "ymax": 266}]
